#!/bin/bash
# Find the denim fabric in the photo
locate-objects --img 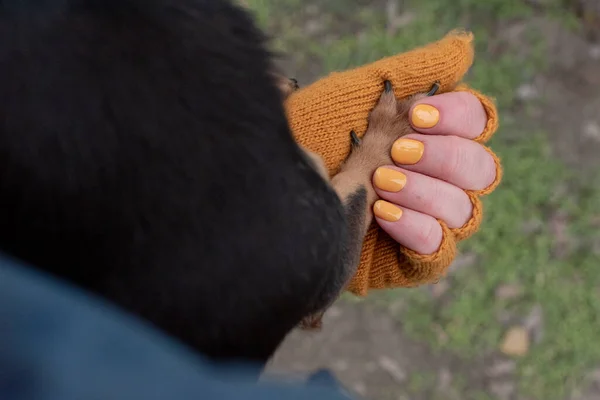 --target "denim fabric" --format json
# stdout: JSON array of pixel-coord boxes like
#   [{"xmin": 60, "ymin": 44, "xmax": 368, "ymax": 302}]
[{"xmin": 0, "ymin": 253, "xmax": 354, "ymax": 400}]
